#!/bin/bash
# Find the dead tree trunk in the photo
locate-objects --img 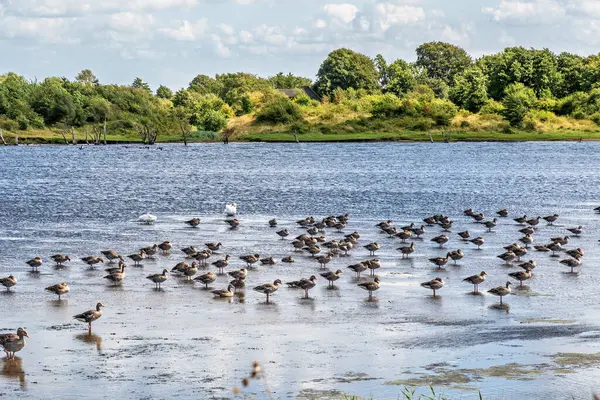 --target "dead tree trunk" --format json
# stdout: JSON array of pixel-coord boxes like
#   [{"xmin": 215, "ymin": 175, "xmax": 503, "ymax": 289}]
[
  {"xmin": 0, "ymin": 128, "xmax": 6, "ymax": 145},
  {"xmin": 103, "ymin": 118, "xmax": 107, "ymax": 145},
  {"xmin": 15, "ymin": 132, "xmax": 19, "ymax": 145},
  {"xmin": 85, "ymin": 127, "xmax": 89, "ymax": 144},
  {"xmin": 178, "ymin": 121, "xmax": 188, "ymax": 146},
  {"xmin": 71, "ymin": 127, "xmax": 76, "ymax": 145}
]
